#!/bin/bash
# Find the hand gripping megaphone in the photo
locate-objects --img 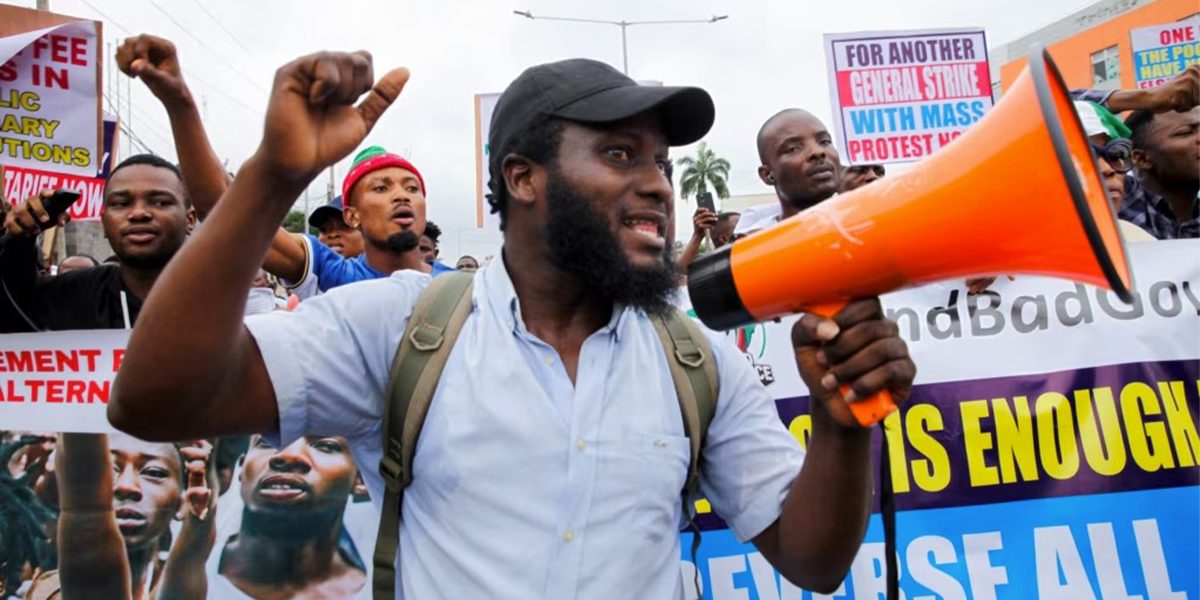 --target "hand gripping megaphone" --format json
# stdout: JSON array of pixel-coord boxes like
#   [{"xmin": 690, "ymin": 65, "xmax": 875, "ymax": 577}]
[{"xmin": 687, "ymin": 49, "xmax": 1134, "ymax": 427}]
